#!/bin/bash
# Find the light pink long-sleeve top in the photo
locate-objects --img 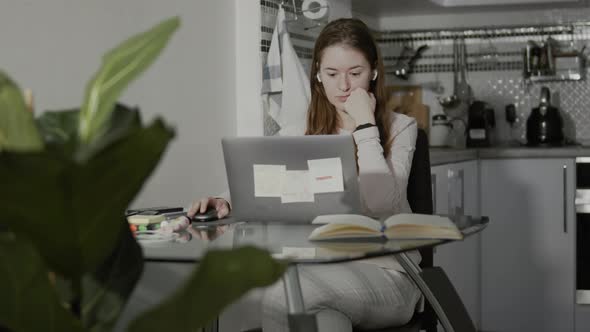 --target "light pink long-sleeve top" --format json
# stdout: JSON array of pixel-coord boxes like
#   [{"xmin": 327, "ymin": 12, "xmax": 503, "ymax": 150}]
[
  {"xmin": 348, "ymin": 112, "xmax": 417, "ymax": 218},
  {"xmin": 344, "ymin": 112, "xmax": 421, "ymax": 271}
]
